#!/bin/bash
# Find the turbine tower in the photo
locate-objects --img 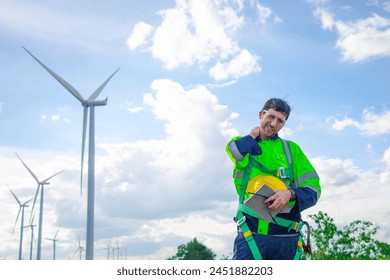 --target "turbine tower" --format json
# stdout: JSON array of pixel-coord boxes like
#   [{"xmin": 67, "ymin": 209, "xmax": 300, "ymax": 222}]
[
  {"xmin": 9, "ymin": 188, "xmax": 32, "ymax": 260},
  {"xmin": 27, "ymin": 218, "xmax": 37, "ymax": 260},
  {"xmin": 16, "ymin": 153, "xmax": 63, "ymax": 260},
  {"xmin": 45, "ymin": 228, "xmax": 60, "ymax": 260},
  {"xmin": 23, "ymin": 47, "xmax": 119, "ymax": 260}
]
